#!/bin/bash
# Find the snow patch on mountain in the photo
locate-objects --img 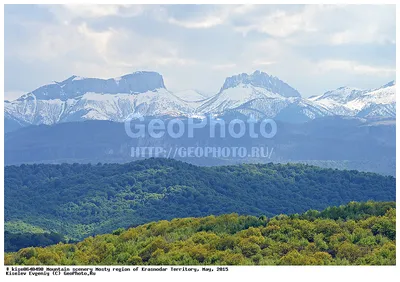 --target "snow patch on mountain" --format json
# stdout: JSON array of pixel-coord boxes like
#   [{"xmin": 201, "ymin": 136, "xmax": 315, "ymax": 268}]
[
  {"xmin": 72, "ymin": 76, "xmax": 86, "ymax": 81},
  {"xmin": 221, "ymin": 70, "xmax": 301, "ymax": 98},
  {"xmin": 5, "ymin": 72, "xmax": 196, "ymax": 125},
  {"xmin": 198, "ymin": 84, "xmax": 285, "ymax": 114},
  {"xmin": 310, "ymin": 81, "xmax": 395, "ymax": 118},
  {"xmin": 311, "ymin": 86, "xmax": 364, "ymax": 103},
  {"xmin": 22, "ymin": 71, "xmax": 166, "ymax": 101},
  {"xmin": 345, "ymin": 83, "xmax": 395, "ymax": 110},
  {"xmin": 4, "ymin": 71, "xmax": 396, "ymax": 130}
]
